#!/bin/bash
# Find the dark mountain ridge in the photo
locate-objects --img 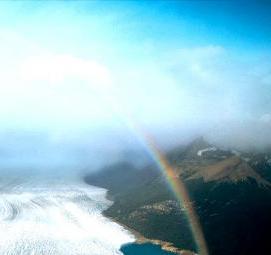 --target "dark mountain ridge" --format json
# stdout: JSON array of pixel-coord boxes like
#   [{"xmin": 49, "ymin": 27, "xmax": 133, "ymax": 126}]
[{"xmin": 84, "ymin": 137, "xmax": 271, "ymax": 255}]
